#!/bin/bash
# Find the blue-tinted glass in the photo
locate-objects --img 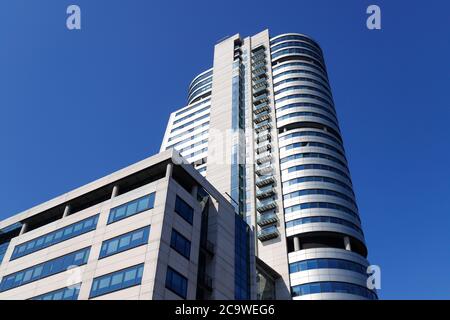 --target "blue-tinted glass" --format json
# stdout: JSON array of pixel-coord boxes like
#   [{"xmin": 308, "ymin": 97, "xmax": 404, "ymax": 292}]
[
  {"xmin": 108, "ymin": 193, "xmax": 155, "ymax": 224},
  {"xmin": 31, "ymin": 285, "xmax": 80, "ymax": 300},
  {"xmin": 11, "ymin": 215, "xmax": 98, "ymax": 260},
  {"xmin": 99, "ymin": 226, "xmax": 150, "ymax": 259},
  {"xmin": 174, "ymin": 196, "xmax": 194, "ymax": 224},
  {"xmin": 89, "ymin": 264, "xmax": 144, "ymax": 298},
  {"xmin": 165, "ymin": 267, "xmax": 188, "ymax": 299},
  {"xmin": 170, "ymin": 229, "xmax": 191, "ymax": 259},
  {"xmin": 0, "ymin": 247, "xmax": 90, "ymax": 292}
]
